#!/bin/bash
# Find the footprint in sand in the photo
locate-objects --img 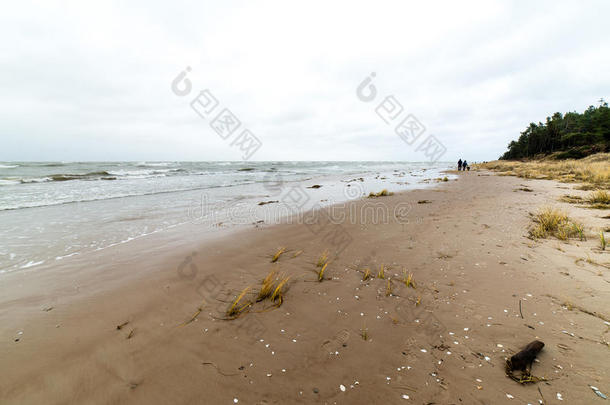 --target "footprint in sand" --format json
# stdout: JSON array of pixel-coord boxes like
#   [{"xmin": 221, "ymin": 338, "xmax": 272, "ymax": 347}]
[{"xmin": 321, "ymin": 328, "xmax": 350, "ymax": 353}]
